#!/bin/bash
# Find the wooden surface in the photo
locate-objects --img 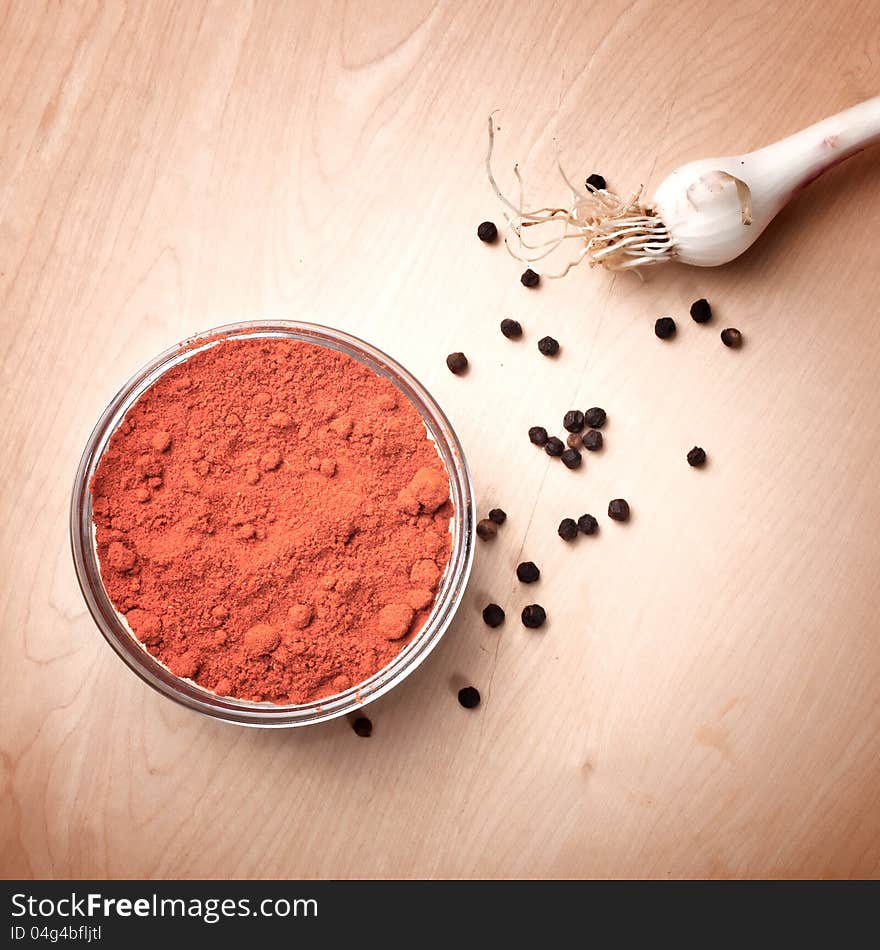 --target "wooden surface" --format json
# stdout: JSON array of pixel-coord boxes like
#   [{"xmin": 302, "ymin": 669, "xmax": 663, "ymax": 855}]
[{"xmin": 2, "ymin": 0, "xmax": 880, "ymax": 880}]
